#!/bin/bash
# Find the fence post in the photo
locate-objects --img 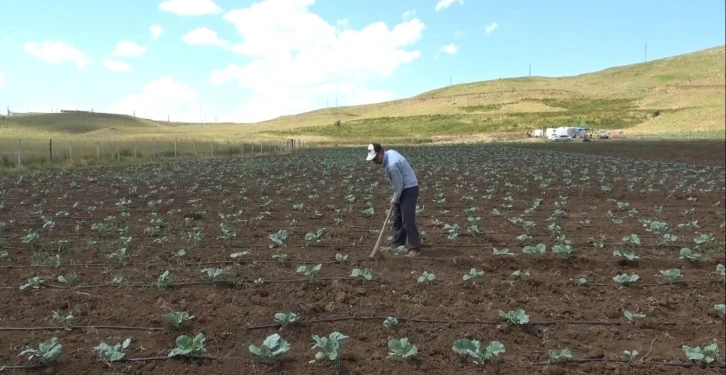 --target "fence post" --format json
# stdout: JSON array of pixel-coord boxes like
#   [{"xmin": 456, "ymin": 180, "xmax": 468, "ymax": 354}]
[
  {"xmin": 96, "ymin": 142, "xmax": 100, "ymax": 161},
  {"xmin": 116, "ymin": 142, "xmax": 120, "ymax": 161},
  {"xmin": 152, "ymin": 139, "xmax": 156, "ymax": 160},
  {"xmin": 134, "ymin": 141, "xmax": 138, "ymax": 158},
  {"xmin": 193, "ymin": 141, "xmax": 197, "ymax": 155},
  {"xmin": 49, "ymin": 139, "xmax": 53, "ymax": 162},
  {"xmin": 210, "ymin": 141, "xmax": 214, "ymax": 157},
  {"xmin": 17, "ymin": 139, "xmax": 22, "ymax": 167},
  {"xmin": 69, "ymin": 142, "xmax": 73, "ymax": 163},
  {"xmin": 174, "ymin": 138, "xmax": 178, "ymax": 157}
]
